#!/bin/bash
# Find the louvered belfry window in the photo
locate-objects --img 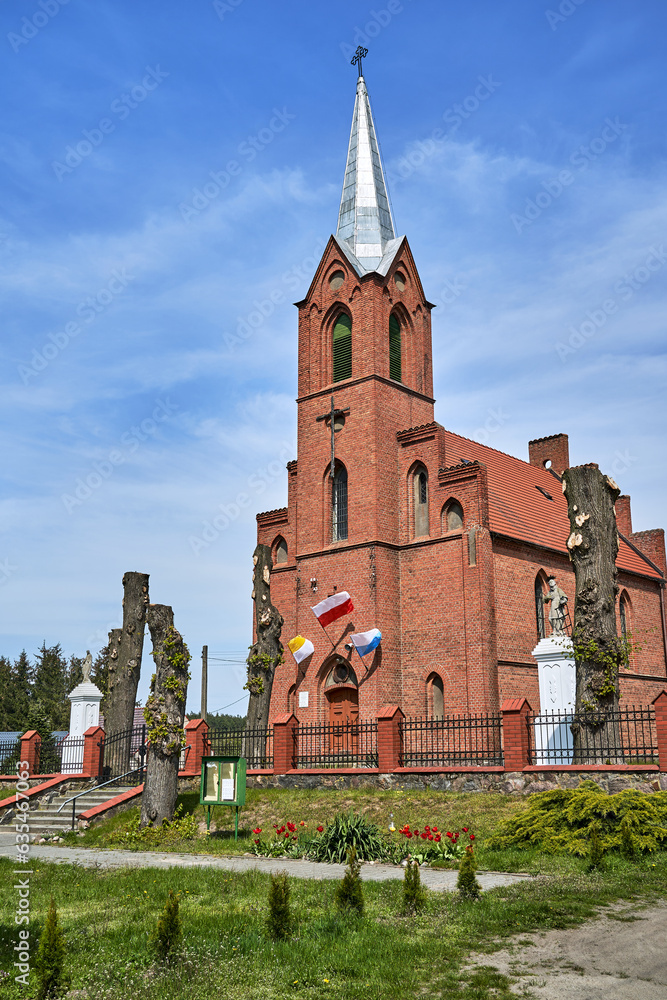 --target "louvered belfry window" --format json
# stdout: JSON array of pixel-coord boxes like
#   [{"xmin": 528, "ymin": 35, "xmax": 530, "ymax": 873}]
[
  {"xmin": 332, "ymin": 313, "xmax": 352, "ymax": 382},
  {"xmin": 332, "ymin": 465, "xmax": 348, "ymax": 541},
  {"xmin": 389, "ymin": 313, "xmax": 402, "ymax": 381}
]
